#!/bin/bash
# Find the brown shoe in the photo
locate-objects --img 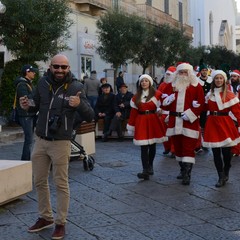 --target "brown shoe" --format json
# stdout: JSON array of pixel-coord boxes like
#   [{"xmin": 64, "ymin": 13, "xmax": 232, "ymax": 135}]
[
  {"xmin": 28, "ymin": 218, "xmax": 54, "ymax": 233},
  {"xmin": 52, "ymin": 224, "xmax": 65, "ymax": 240}
]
